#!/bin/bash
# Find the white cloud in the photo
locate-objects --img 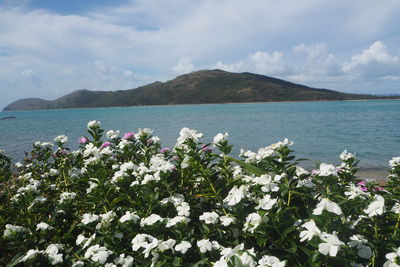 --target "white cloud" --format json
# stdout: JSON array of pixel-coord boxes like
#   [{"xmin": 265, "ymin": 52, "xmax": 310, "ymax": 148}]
[
  {"xmin": 214, "ymin": 51, "xmax": 292, "ymax": 77},
  {"xmin": 123, "ymin": 70, "xmax": 134, "ymax": 77},
  {"xmin": 21, "ymin": 68, "xmax": 35, "ymax": 77},
  {"xmin": 172, "ymin": 57, "xmax": 194, "ymax": 75},
  {"xmin": 343, "ymin": 41, "xmax": 399, "ymax": 75}
]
